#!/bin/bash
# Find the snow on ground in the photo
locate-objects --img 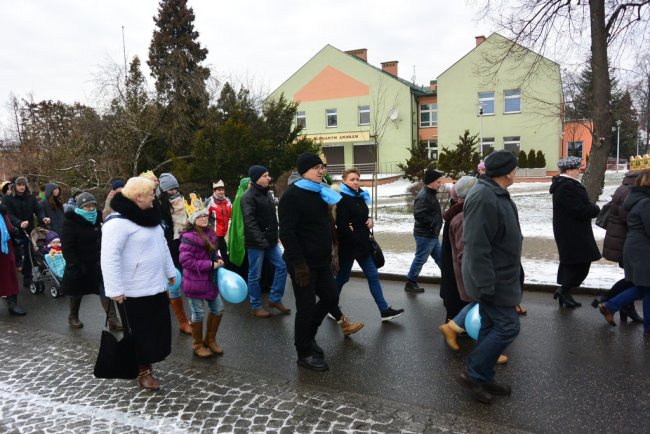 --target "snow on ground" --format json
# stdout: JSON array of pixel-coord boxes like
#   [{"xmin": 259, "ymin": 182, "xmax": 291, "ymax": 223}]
[{"xmin": 355, "ymin": 171, "xmax": 626, "ymax": 289}]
